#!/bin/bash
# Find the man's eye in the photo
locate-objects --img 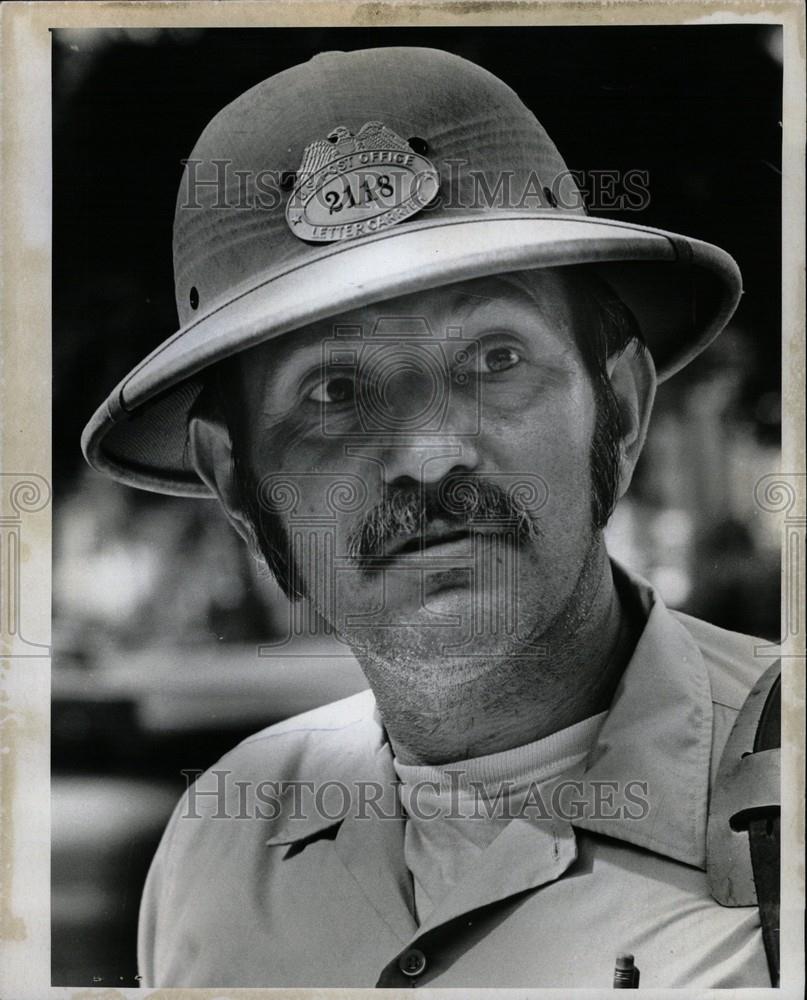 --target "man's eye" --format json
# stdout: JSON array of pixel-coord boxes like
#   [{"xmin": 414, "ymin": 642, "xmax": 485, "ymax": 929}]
[
  {"xmin": 482, "ymin": 346, "xmax": 522, "ymax": 373},
  {"xmin": 307, "ymin": 375, "xmax": 356, "ymax": 404}
]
